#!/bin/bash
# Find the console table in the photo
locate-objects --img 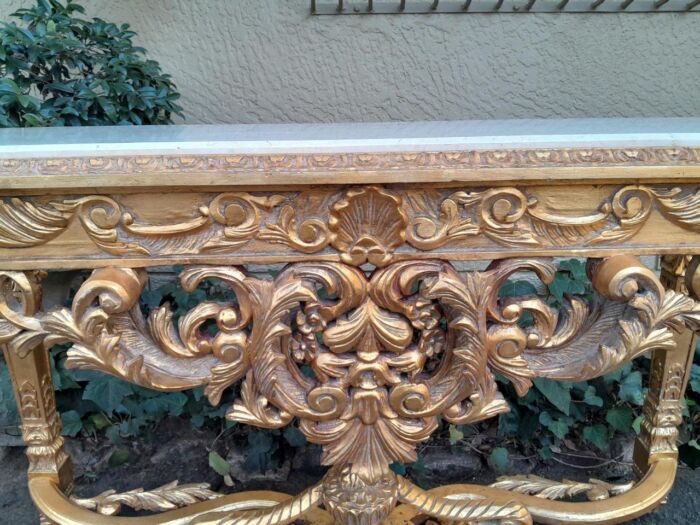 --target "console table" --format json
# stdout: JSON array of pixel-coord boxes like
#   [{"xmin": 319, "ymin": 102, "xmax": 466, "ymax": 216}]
[{"xmin": 1, "ymin": 119, "xmax": 699, "ymax": 525}]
